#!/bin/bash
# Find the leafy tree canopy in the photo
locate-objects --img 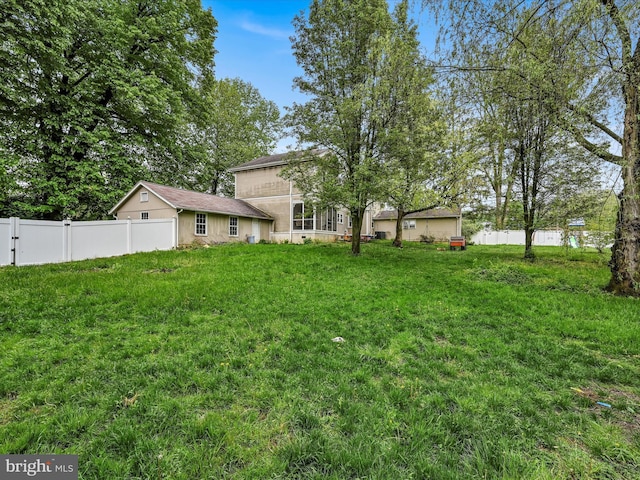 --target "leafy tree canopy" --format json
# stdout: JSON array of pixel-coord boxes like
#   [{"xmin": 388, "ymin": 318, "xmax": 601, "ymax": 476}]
[{"xmin": 0, "ymin": 0, "xmax": 217, "ymax": 219}]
